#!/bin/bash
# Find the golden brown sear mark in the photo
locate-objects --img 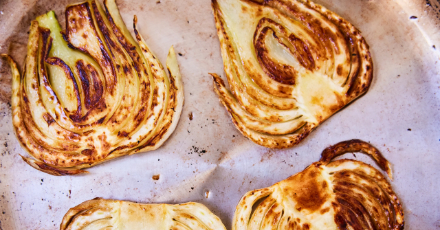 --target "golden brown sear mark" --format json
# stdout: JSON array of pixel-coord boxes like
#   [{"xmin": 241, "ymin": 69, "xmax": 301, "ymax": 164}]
[
  {"xmin": 233, "ymin": 140, "xmax": 404, "ymax": 230},
  {"xmin": 3, "ymin": 0, "xmax": 184, "ymax": 175},
  {"xmin": 211, "ymin": 0, "xmax": 373, "ymax": 148}
]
